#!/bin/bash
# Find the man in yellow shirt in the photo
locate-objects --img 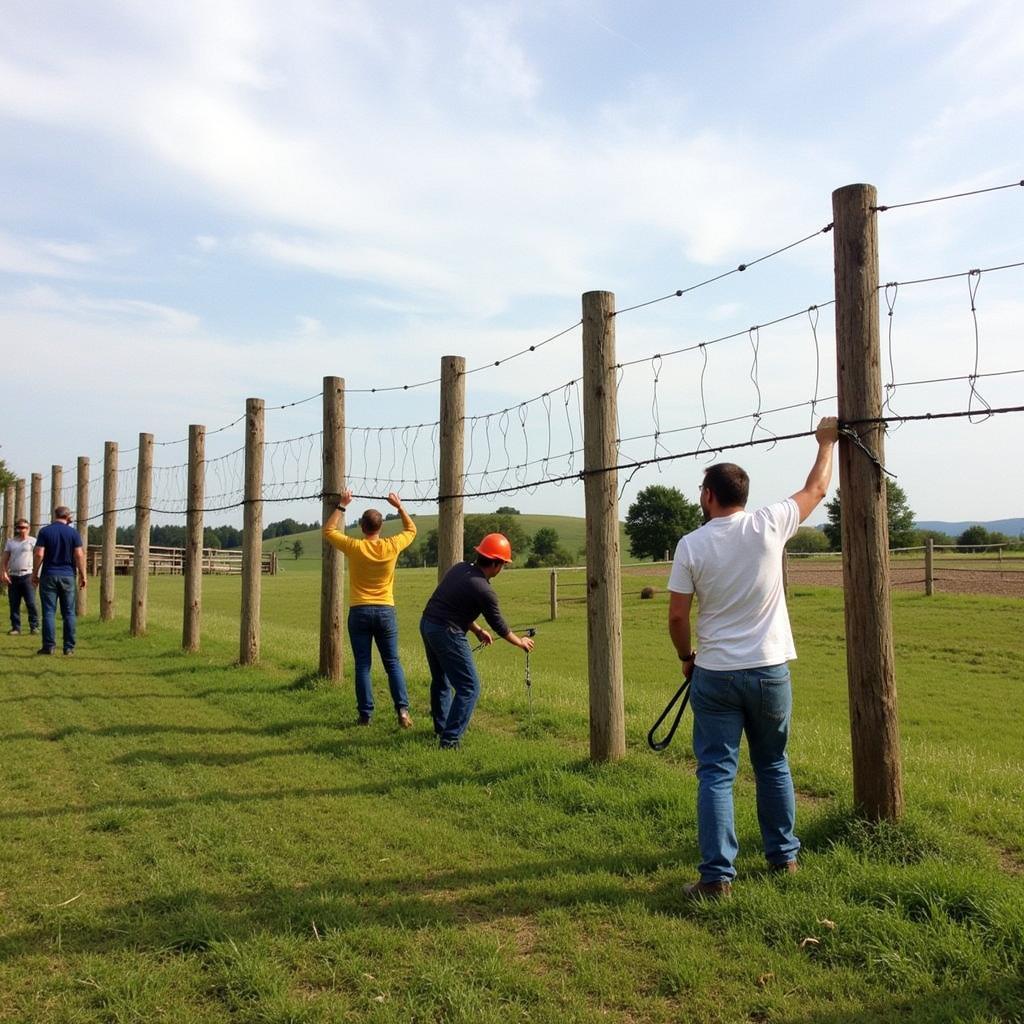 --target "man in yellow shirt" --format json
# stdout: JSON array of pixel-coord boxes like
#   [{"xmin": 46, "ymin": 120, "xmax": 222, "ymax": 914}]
[{"xmin": 323, "ymin": 490, "xmax": 417, "ymax": 728}]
